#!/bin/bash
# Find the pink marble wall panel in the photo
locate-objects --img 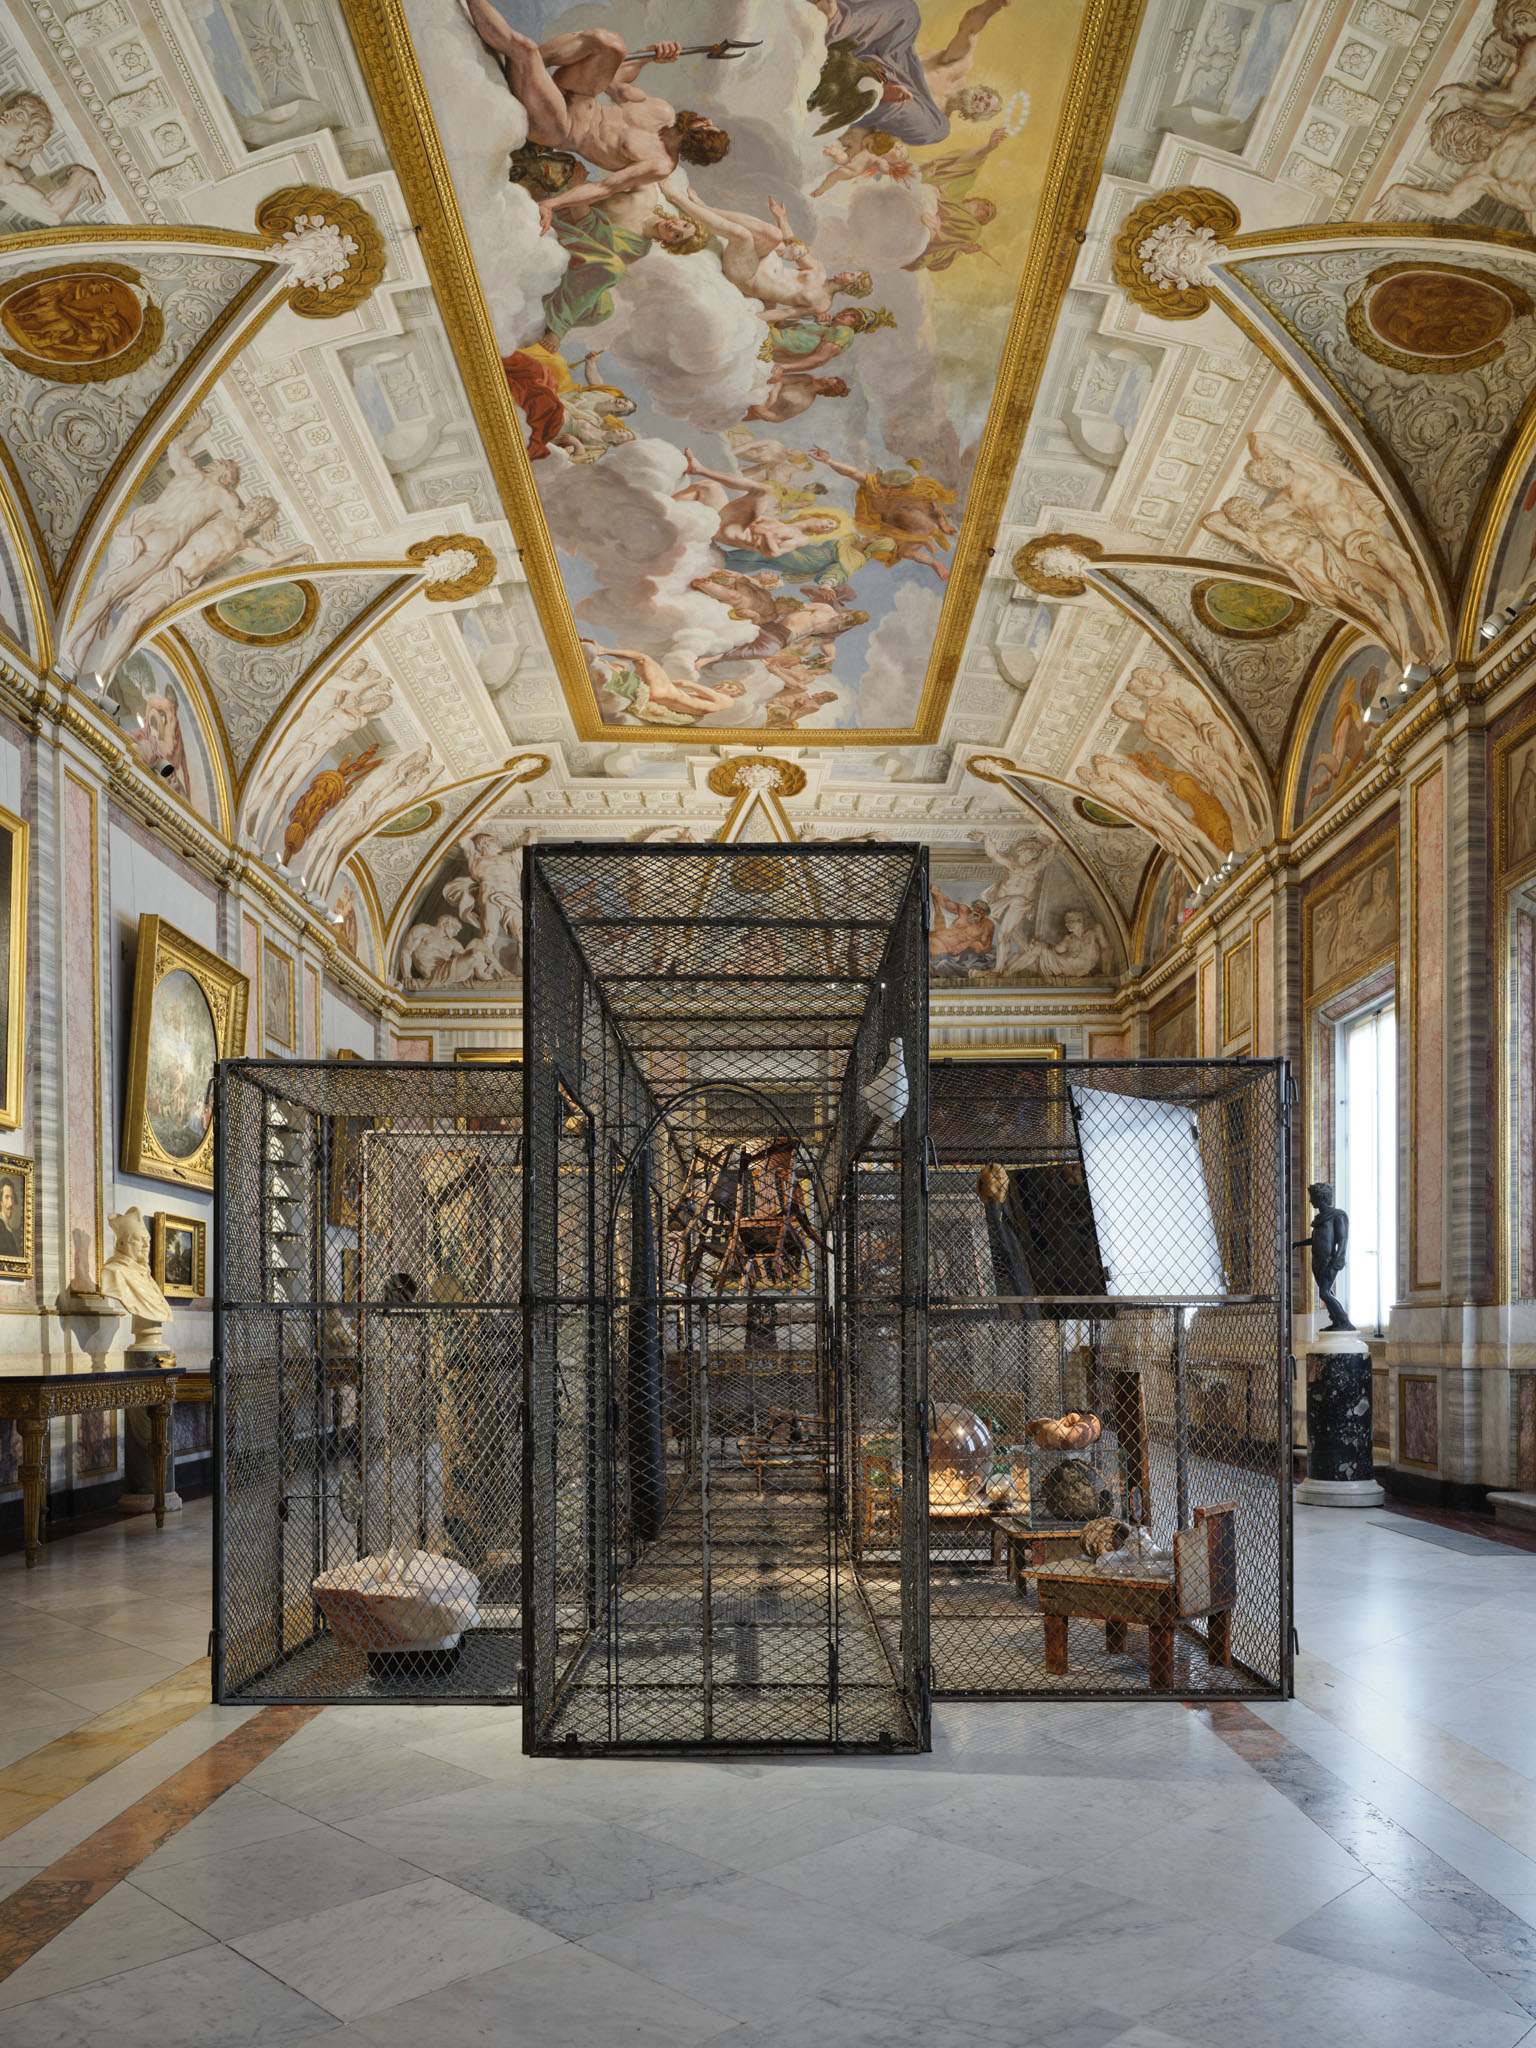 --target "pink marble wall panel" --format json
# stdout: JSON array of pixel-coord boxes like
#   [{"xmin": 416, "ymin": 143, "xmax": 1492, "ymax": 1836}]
[
  {"xmin": 241, "ymin": 917, "xmax": 260, "ymax": 1056},
  {"xmin": 63, "ymin": 778, "xmax": 99, "ymax": 1292},
  {"xmin": 1253, "ymin": 911, "xmax": 1272, "ymax": 1056},
  {"xmin": 1088, "ymin": 1030, "xmax": 1131, "ymax": 1058},
  {"xmin": 1200, "ymin": 959, "xmax": 1216, "ymax": 1056},
  {"xmin": 392, "ymin": 1035, "xmax": 432, "ymax": 1061},
  {"xmin": 303, "ymin": 965, "xmax": 319, "ymax": 1058},
  {"xmin": 1520, "ymin": 911, "xmax": 1534, "ymax": 1299},
  {"xmin": 1413, "ymin": 769, "xmax": 1444, "ymax": 1291}
]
